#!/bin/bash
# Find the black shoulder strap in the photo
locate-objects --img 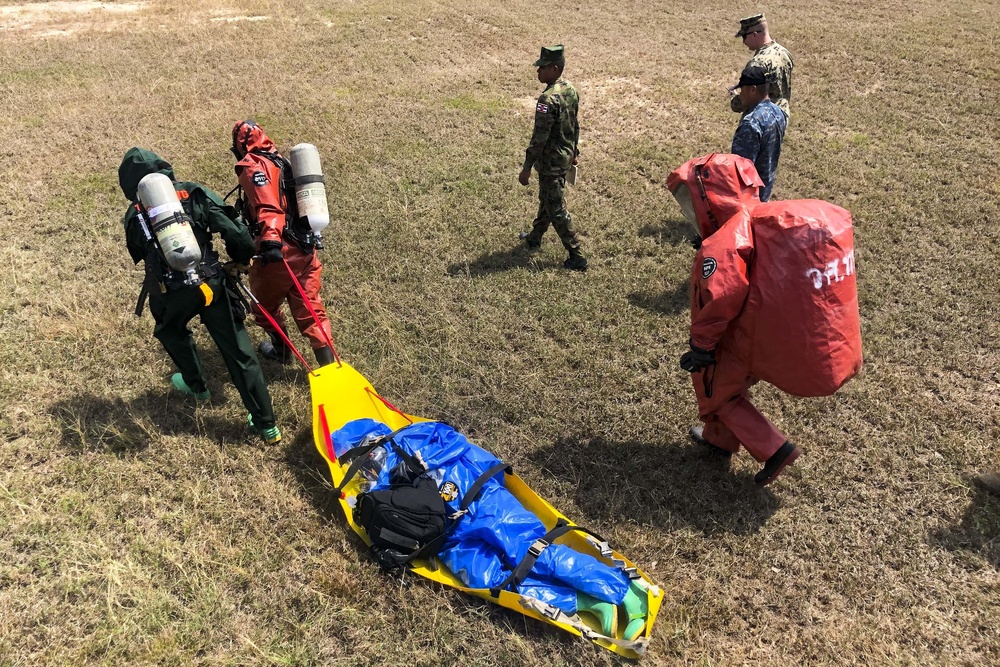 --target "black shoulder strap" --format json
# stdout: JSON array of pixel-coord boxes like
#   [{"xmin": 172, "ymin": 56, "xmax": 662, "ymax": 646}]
[
  {"xmin": 134, "ymin": 282, "xmax": 149, "ymax": 317},
  {"xmin": 460, "ymin": 462, "xmax": 510, "ymax": 513}
]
